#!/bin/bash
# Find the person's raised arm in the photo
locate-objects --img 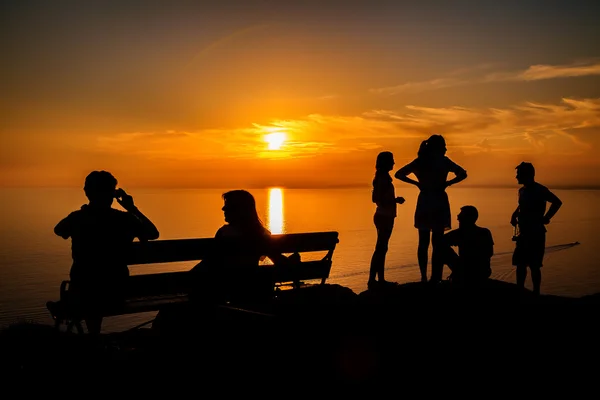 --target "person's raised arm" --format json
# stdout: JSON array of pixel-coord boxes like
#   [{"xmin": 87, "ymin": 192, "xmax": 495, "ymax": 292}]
[
  {"xmin": 543, "ymin": 190, "xmax": 563, "ymax": 225},
  {"xmin": 54, "ymin": 213, "xmax": 75, "ymax": 239},
  {"xmin": 116, "ymin": 189, "xmax": 160, "ymax": 240}
]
